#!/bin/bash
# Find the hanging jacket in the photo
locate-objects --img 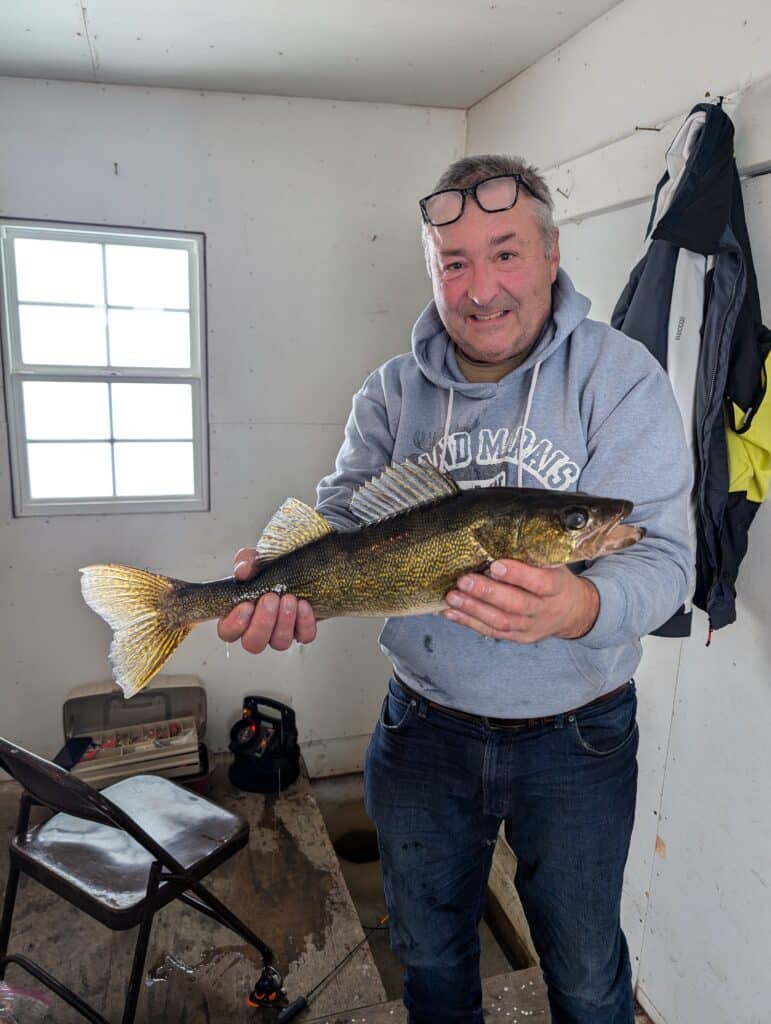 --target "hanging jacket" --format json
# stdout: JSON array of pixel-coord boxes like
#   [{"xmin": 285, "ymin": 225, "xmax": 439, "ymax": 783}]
[{"xmin": 612, "ymin": 101, "xmax": 771, "ymax": 636}]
